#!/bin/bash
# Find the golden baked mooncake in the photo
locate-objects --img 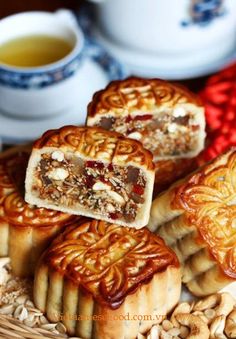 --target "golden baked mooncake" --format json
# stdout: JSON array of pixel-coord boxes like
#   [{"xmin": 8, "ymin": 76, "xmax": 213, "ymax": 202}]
[
  {"xmin": 153, "ymin": 157, "xmax": 197, "ymax": 196},
  {"xmin": 0, "ymin": 146, "xmax": 78, "ymax": 277},
  {"xmin": 34, "ymin": 219, "xmax": 181, "ymax": 338},
  {"xmin": 25, "ymin": 126, "xmax": 155, "ymax": 228},
  {"xmin": 87, "ymin": 77, "xmax": 206, "ymax": 161},
  {"xmin": 149, "ymin": 149, "xmax": 236, "ymax": 296}
]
